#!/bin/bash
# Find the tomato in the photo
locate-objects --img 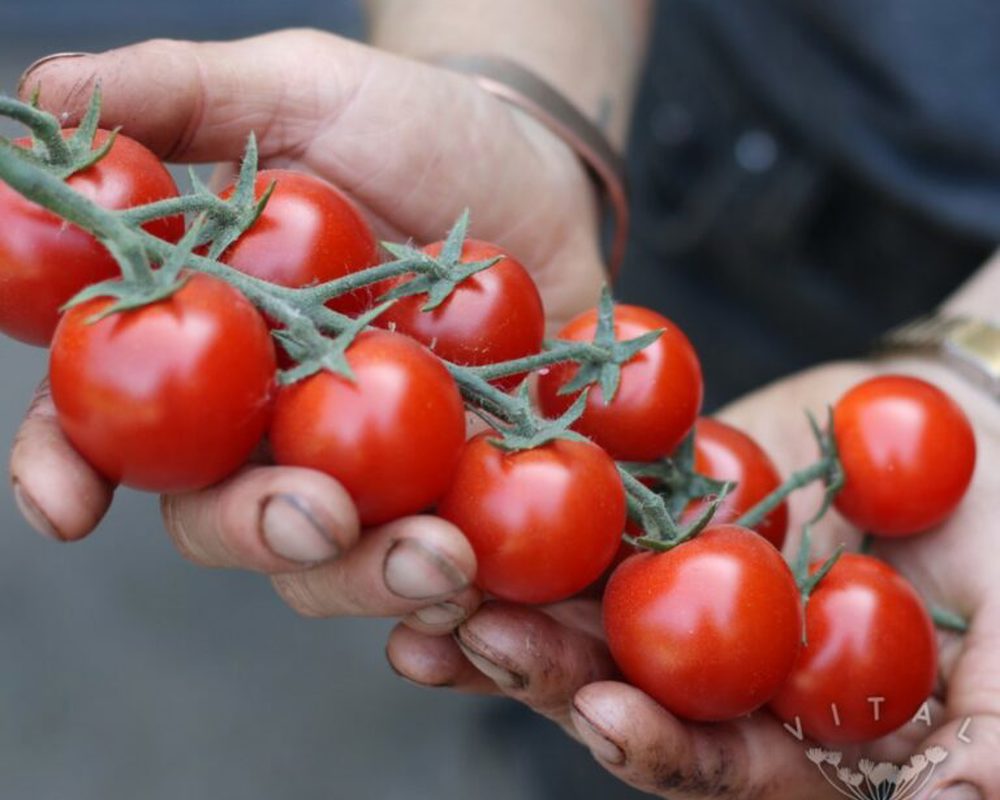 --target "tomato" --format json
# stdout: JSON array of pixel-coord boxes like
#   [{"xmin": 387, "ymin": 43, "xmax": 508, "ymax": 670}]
[
  {"xmin": 376, "ymin": 239, "xmax": 544, "ymax": 390},
  {"xmin": 536, "ymin": 305, "xmax": 702, "ymax": 461},
  {"xmin": 437, "ymin": 433, "xmax": 626, "ymax": 604},
  {"xmin": 685, "ymin": 417, "xmax": 788, "ymax": 549},
  {"xmin": 833, "ymin": 374, "xmax": 976, "ymax": 536},
  {"xmin": 769, "ymin": 554, "xmax": 936, "ymax": 743},
  {"xmin": 270, "ymin": 330, "xmax": 466, "ymax": 527},
  {"xmin": 603, "ymin": 525, "xmax": 802, "ymax": 722},
  {"xmin": 0, "ymin": 129, "xmax": 184, "ymax": 346},
  {"xmin": 49, "ymin": 273, "xmax": 276, "ymax": 492},
  {"xmin": 219, "ymin": 169, "xmax": 379, "ymax": 315}
]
